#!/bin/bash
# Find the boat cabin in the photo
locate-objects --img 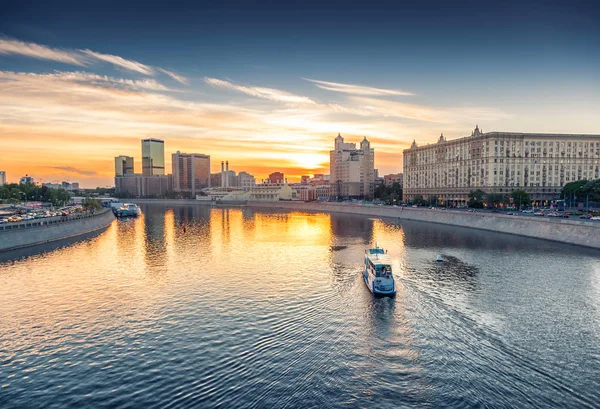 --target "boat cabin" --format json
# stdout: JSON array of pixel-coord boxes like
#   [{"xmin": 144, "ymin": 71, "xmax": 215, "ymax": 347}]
[{"xmin": 366, "ymin": 254, "xmax": 393, "ymax": 278}]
